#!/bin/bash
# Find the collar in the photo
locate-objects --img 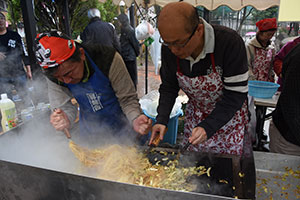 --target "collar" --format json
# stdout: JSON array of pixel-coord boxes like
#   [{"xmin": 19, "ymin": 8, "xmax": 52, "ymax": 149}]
[
  {"xmin": 185, "ymin": 18, "xmax": 215, "ymax": 71},
  {"xmin": 89, "ymin": 17, "xmax": 101, "ymax": 24},
  {"xmin": 248, "ymin": 36, "xmax": 273, "ymax": 50}
]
